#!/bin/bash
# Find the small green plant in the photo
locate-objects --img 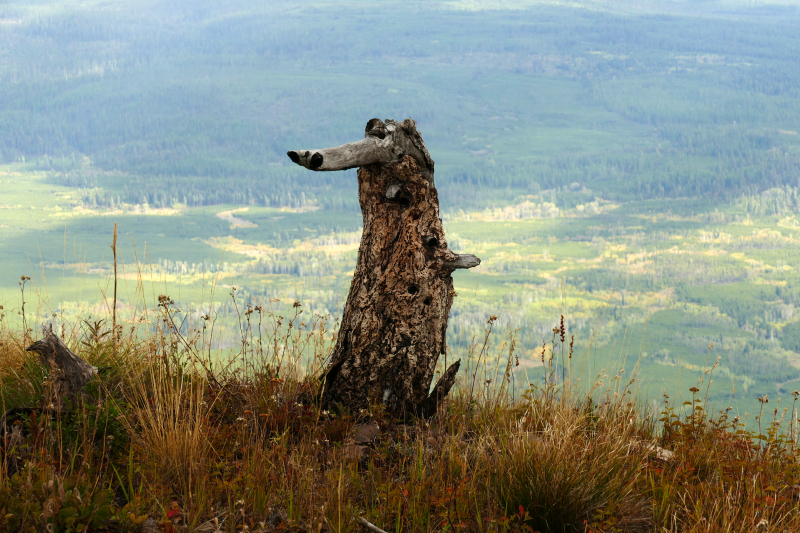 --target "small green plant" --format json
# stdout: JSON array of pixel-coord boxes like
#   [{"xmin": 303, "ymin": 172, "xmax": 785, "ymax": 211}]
[{"xmin": 0, "ymin": 462, "xmax": 115, "ymax": 533}]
